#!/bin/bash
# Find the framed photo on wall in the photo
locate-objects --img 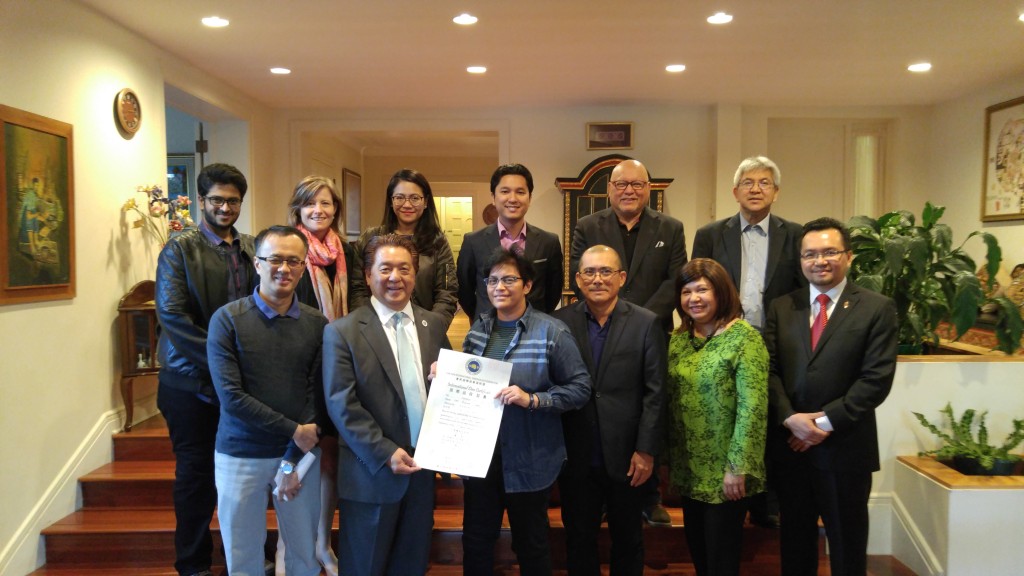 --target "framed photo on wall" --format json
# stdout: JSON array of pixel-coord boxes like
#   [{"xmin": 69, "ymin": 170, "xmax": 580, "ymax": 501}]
[
  {"xmin": 0, "ymin": 104, "xmax": 75, "ymax": 305},
  {"xmin": 586, "ymin": 122, "xmax": 633, "ymax": 150},
  {"xmin": 342, "ymin": 168, "xmax": 362, "ymax": 239},
  {"xmin": 982, "ymin": 95, "xmax": 1024, "ymax": 222},
  {"xmin": 166, "ymin": 153, "xmax": 196, "ymax": 216}
]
